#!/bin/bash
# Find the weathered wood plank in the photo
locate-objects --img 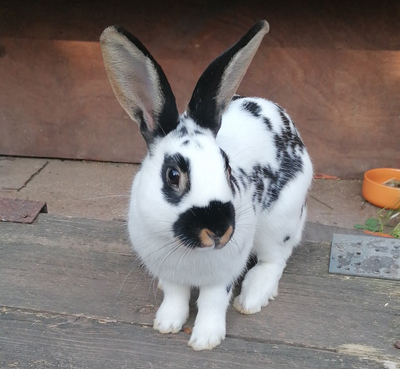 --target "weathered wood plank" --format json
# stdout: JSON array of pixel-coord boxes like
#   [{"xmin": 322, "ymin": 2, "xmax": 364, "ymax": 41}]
[
  {"xmin": 0, "ymin": 213, "xmax": 130, "ymax": 253},
  {"xmin": 0, "ymin": 307, "xmax": 388, "ymax": 369},
  {"xmin": 0, "ymin": 214, "xmax": 399, "ymax": 364}
]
